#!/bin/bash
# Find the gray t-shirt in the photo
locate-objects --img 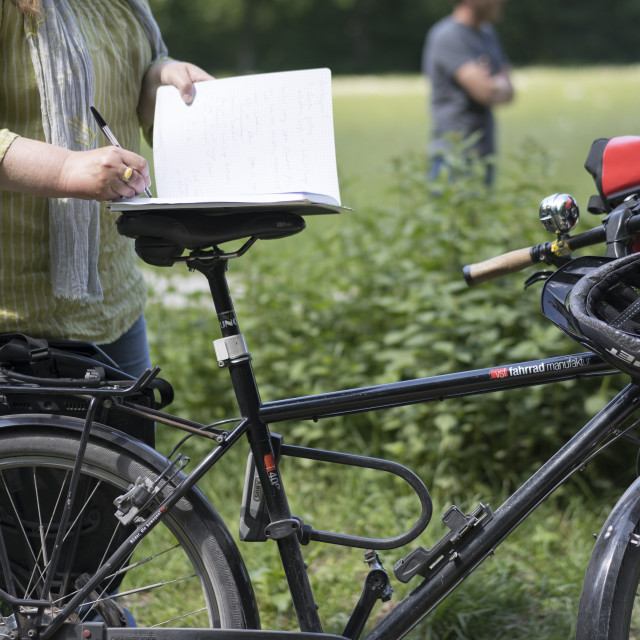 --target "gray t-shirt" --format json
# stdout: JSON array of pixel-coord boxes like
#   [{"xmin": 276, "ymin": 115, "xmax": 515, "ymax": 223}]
[{"xmin": 422, "ymin": 17, "xmax": 509, "ymax": 157}]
